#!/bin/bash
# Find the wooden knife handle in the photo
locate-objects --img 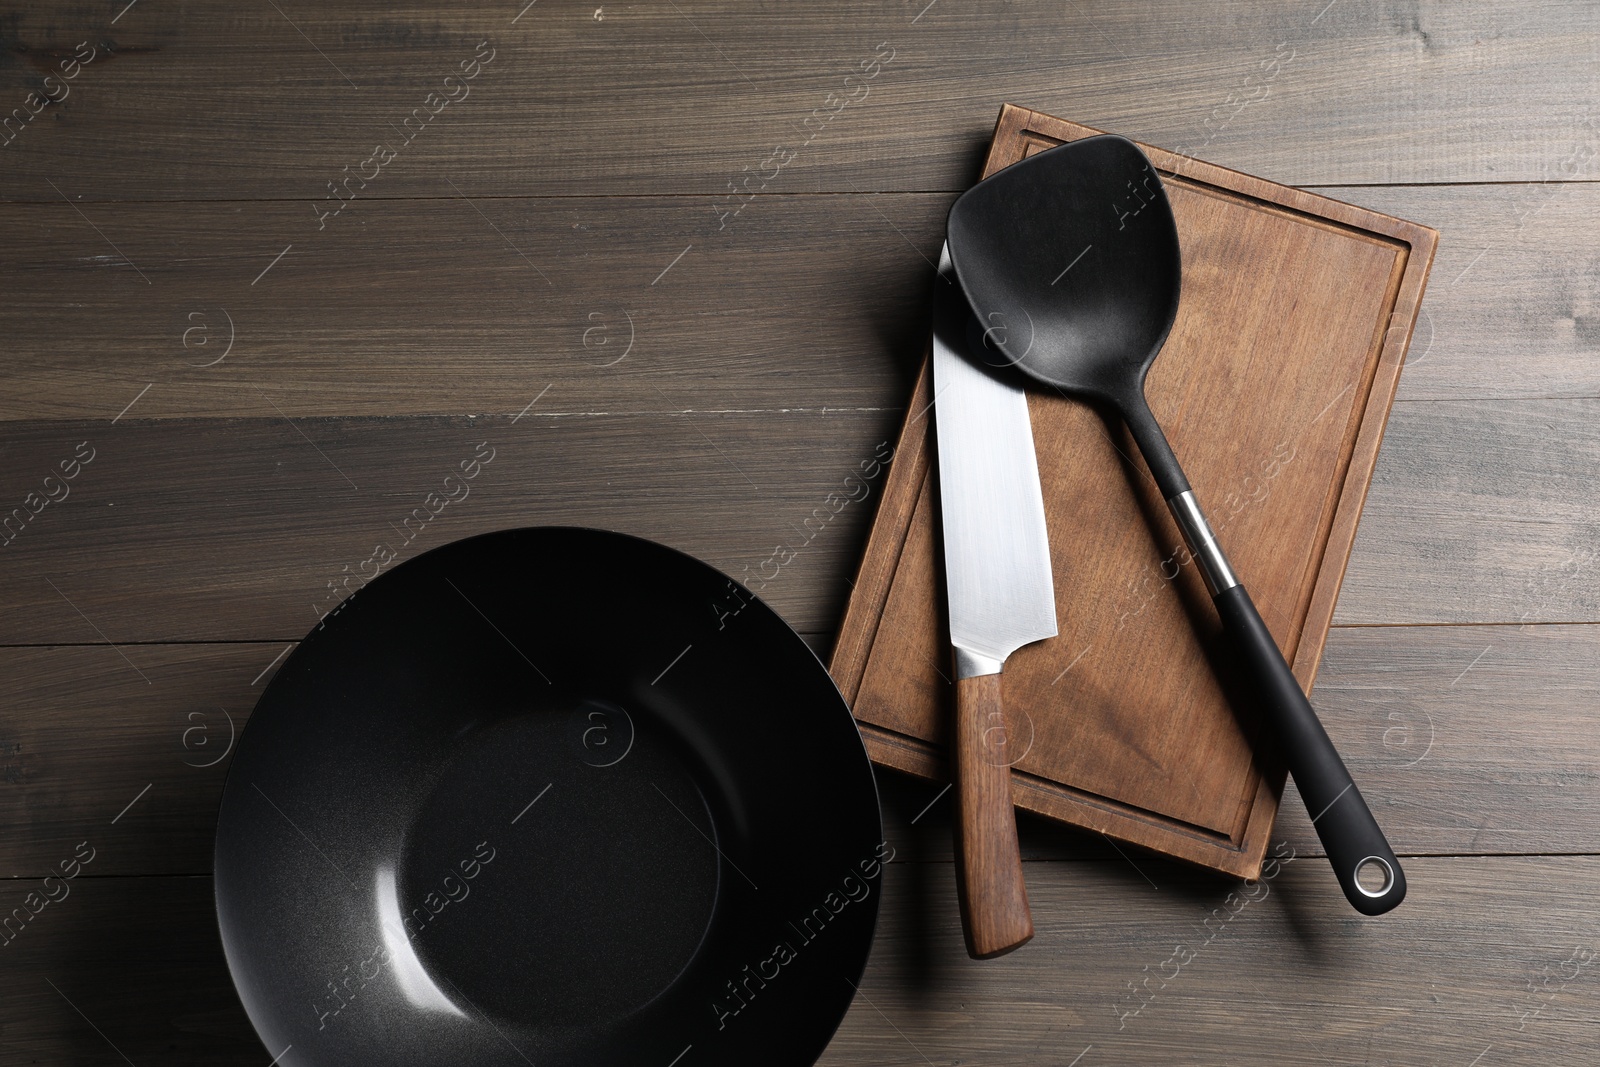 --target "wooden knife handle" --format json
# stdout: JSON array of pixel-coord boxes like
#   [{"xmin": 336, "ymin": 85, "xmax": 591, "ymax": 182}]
[{"xmin": 952, "ymin": 671, "xmax": 1034, "ymax": 959}]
